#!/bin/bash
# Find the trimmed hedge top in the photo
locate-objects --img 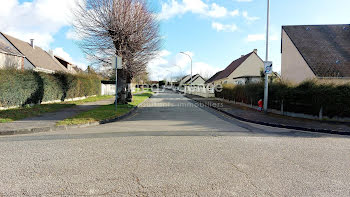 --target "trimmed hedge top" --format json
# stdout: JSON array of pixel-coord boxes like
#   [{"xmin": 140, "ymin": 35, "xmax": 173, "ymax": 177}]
[
  {"xmin": 215, "ymin": 80, "xmax": 350, "ymax": 118},
  {"xmin": 0, "ymin": 69, "xmax": 101, "ymax": 107}
]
